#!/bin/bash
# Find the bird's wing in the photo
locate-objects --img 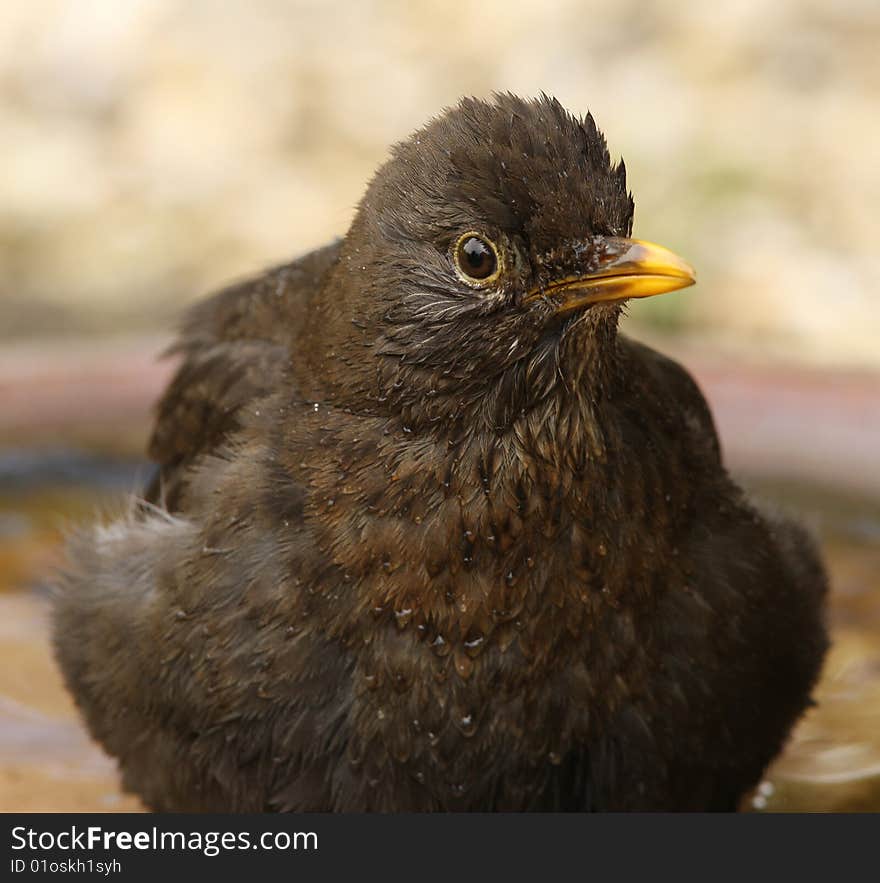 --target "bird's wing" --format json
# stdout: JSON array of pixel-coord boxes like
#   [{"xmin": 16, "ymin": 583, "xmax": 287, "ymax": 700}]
[
  {"xmin": 622, "ymin": 336, "xmax": 722, "ymax": 464},
  {"xmin": 145, "ymin": 241, "xmax": 340, "ymax": 508}
]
